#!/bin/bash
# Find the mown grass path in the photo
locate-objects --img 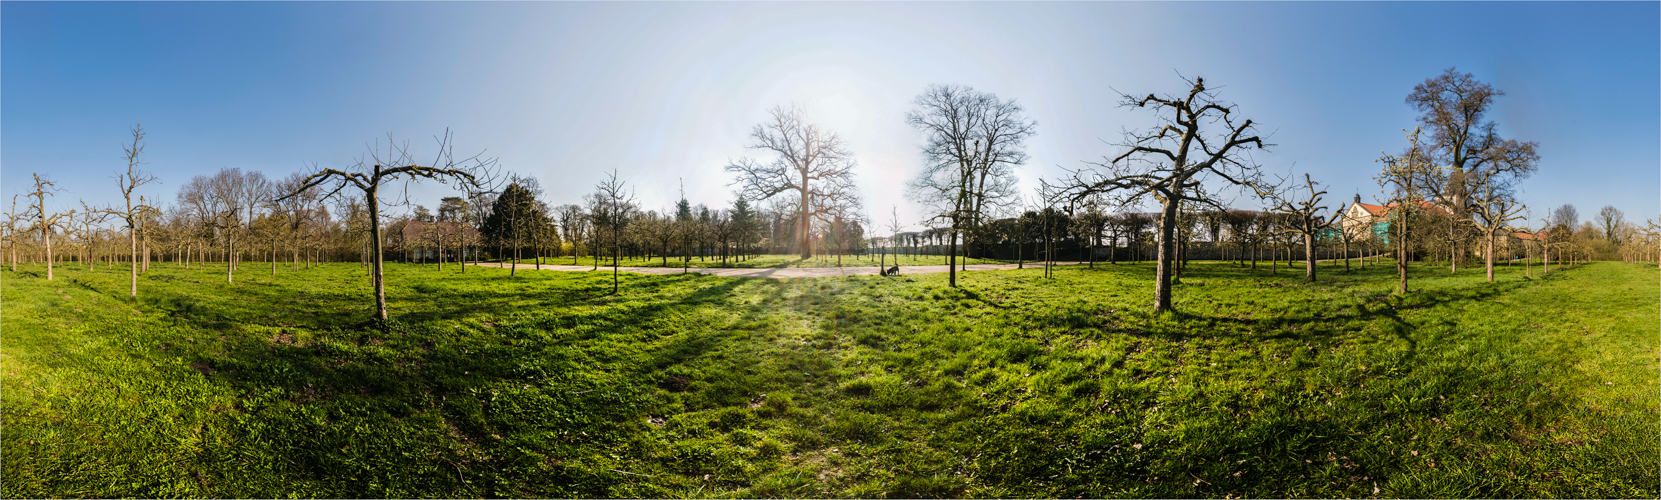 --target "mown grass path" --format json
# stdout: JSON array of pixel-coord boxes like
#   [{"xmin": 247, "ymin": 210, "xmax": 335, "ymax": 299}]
[{"xmin": 2, "ymin": 259, "xmax": 1654, "ymax": 497}]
